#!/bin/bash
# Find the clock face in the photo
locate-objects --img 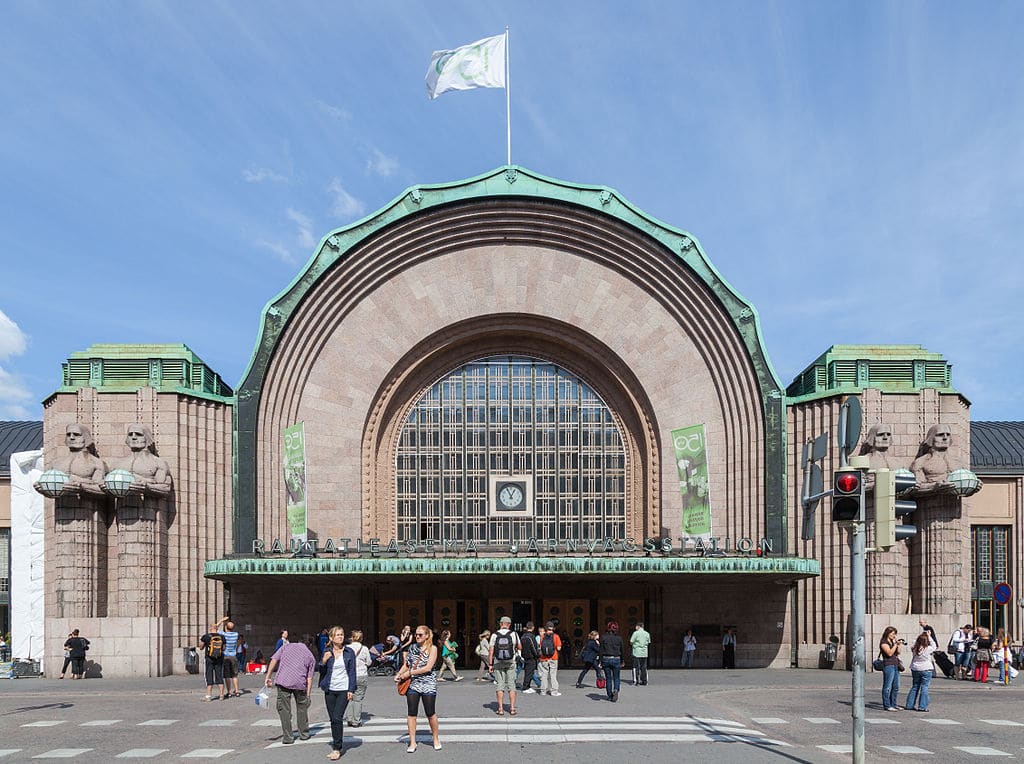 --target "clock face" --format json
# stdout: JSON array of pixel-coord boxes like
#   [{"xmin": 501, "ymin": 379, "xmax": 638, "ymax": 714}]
[{"xmin": 499, "ymin": 484, "xmax": 524, "ymax": 508}]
